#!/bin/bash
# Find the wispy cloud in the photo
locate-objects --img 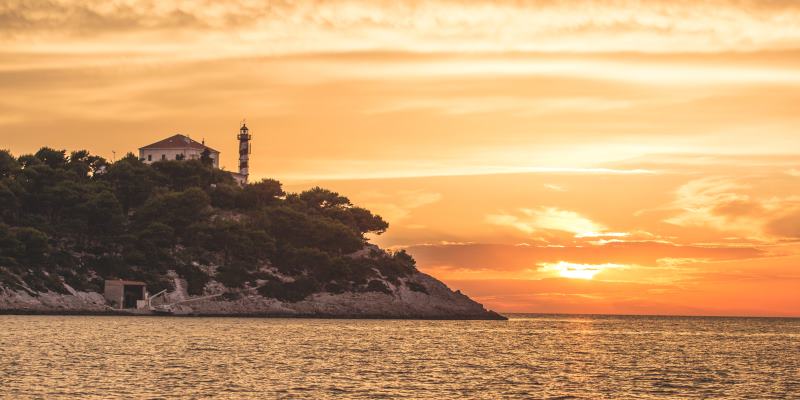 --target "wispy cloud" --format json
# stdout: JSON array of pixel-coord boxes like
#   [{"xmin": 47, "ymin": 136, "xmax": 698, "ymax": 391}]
[
  {"xmin": 543, "ymin": 183, "xmax": 566, "ymax": 192},
  {"xmin": 664, "ymin": 176, "xmax": 800, "ymax": 240},
  {"xmin": 354, "ymin": 189, "xmax": 442, "ymax": 222},
  {"xmin": 365, "ymin": 96, "xmax": 635, "ymax": 116},
  {"xmin": 4, "ymin": 0, "xmax": 800, "ymax": 55},
  {"xmin": 487, "ymin": 207, "xmax": 607, "ymax": 236}
]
